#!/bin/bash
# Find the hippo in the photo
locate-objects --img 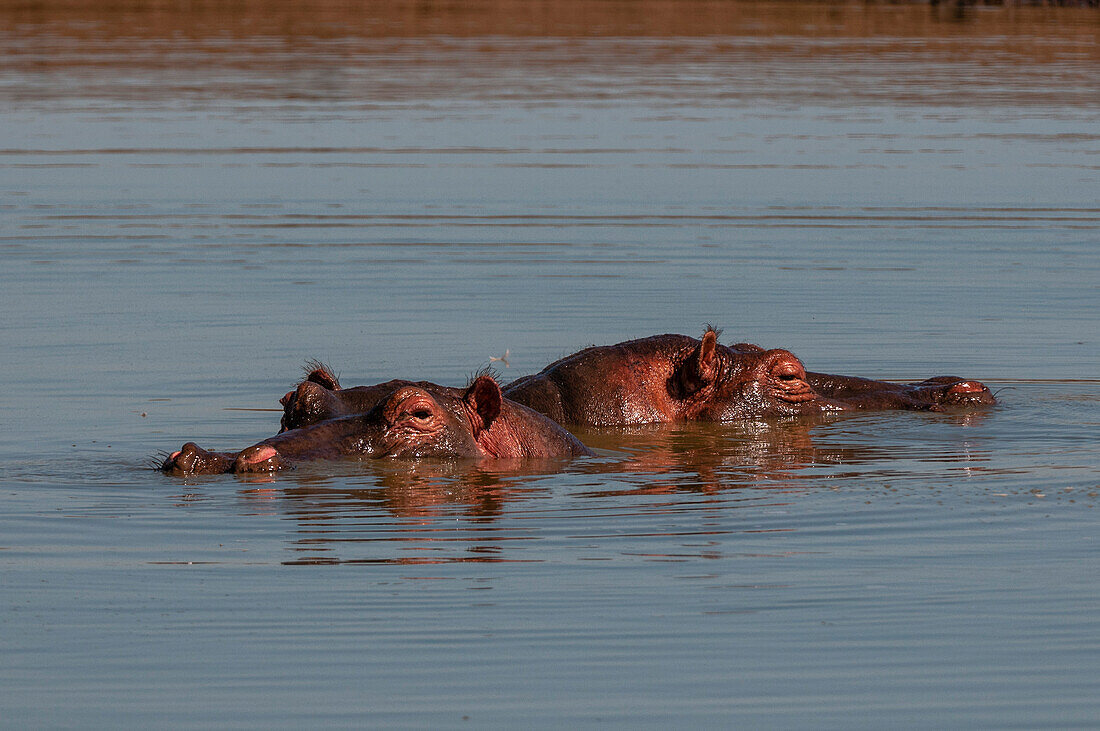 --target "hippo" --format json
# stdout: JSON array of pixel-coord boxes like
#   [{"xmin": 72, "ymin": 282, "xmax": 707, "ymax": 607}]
[
  {"xmin": 161, "ymin": 375, "xmax": 594, "ymax": 476},
  {"xmin": 499, "ymin": 330, "xmax": 995, "ymax": 426}
]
